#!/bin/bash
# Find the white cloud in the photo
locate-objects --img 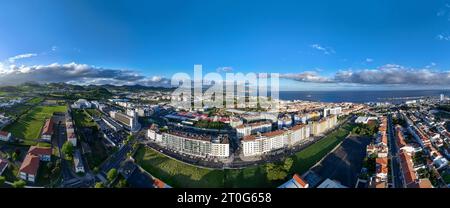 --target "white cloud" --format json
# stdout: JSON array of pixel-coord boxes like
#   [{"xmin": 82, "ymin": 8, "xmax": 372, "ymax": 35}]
[
  {"xmin": 280, "ymin": 64, "xmax": 450, "ymax": 86},
  {"xmin": 51, "ymin": 46, "xmax": 58, "ymax": 51},
  {"xmin": 365, "ymin": 58, "xmax": 373, "ymax": 63},
  {"xmin": 425, "ymin": 62, "xmax": 436, "ymax": 69},
  {"xmin": 437, "ymin": 34, "xmax": 450, "ymax": 41},
  {"xmin": 0, "ymin": 62, "xmax": 171, "ymax": 87},
  {"xmin": 310, "ymin": 44, "xmax": 335, "ymax": 55},
  {"xmin": 279, "ymin": 71, "xmax": 332, "ymax": 83},
  {"xmin": 8, "ymin": 53, "xmax": 37, "ymax": 63},
  {"xmin": 334, "ymin": 64, "xmax": 450, "ymax": 85}
]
